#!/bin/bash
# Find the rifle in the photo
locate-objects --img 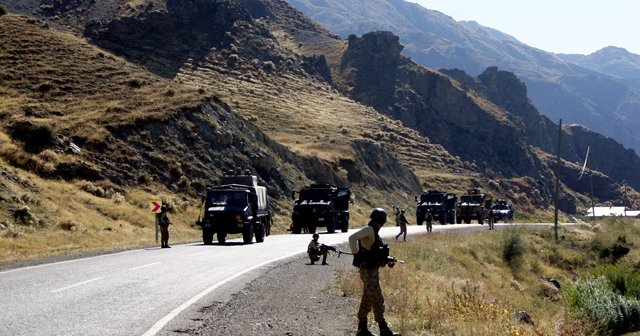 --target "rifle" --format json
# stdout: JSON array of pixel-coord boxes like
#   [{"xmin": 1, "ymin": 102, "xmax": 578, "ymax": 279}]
[
  {"xmin": 337, "ymin": 250, "xmax": 405, "ymax": 267},
  {"xmin": 320, "ymin": 244, "xmax": 337, "ymax": 253}
]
